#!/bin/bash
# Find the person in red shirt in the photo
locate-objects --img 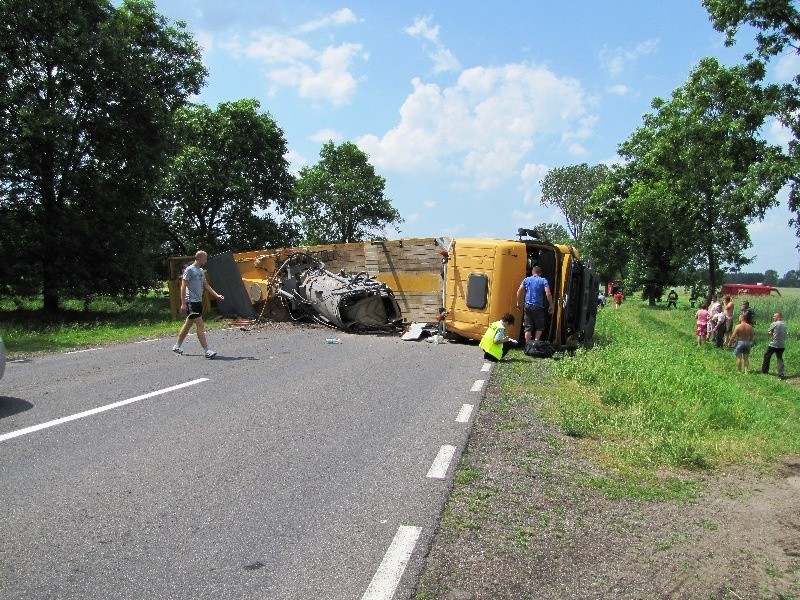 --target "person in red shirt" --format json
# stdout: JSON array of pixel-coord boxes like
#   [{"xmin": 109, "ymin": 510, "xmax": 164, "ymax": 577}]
[{"xmin": 613, "ymin": 291, "xmax": 624, "ymax": 308}]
